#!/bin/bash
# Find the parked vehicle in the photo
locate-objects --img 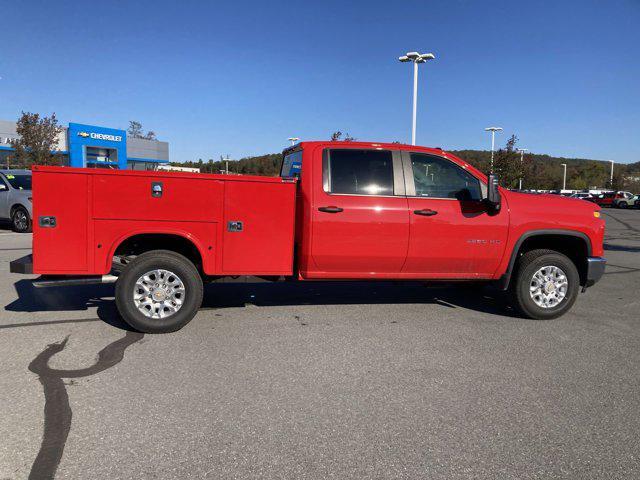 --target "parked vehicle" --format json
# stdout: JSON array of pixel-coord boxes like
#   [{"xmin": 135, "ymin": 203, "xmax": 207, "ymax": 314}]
[
  {"xmin": 10, "ymin": 142, "xmax": 606, "ymax": 333},
  {"xmin": 612, "ymin": 192, "xmax": 638, "ymax": 209},
  {"xmin": 570, "ymin": 192, "xmax": 595, "ymax": 201},
  {"xmin": 590, "ymin": 192, "xmax": 618, "ymax": 207},
  {"xmin": 0, "ymin": 170, "xmax": 32, "ymax": 233}
]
